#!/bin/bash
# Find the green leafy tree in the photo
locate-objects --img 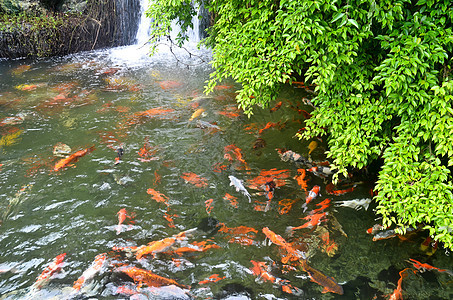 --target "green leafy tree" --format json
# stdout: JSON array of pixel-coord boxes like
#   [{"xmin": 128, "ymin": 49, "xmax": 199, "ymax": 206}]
[{"xmin": 146, "ymin": 0, "xmax": 453, "ymax": 249}]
